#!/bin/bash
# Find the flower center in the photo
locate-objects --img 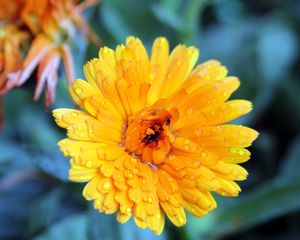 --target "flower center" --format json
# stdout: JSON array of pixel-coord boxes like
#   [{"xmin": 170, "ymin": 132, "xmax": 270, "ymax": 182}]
[{"xmin": 124, "ymin": 106, "xmax": 179, "ymax": 168}]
